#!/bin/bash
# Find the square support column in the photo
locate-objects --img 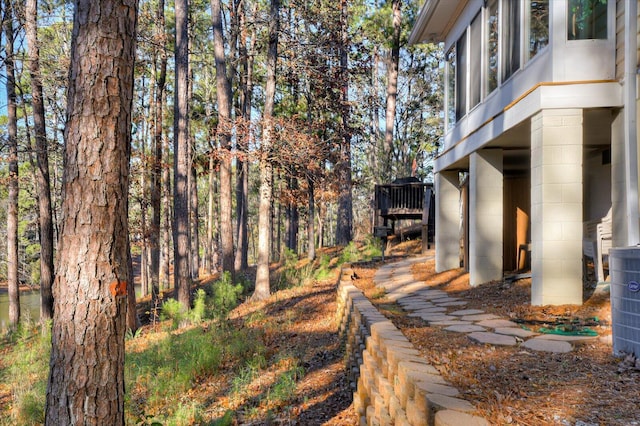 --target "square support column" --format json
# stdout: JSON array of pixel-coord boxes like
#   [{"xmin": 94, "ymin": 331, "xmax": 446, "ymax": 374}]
[
  {"xmin": 612, "ymin": 109, "xmax": 633, "ymax": 247},
  {"xmin": 531, "ymin": 109, "xmax": 584, "ymax": 305},
  {"xmin": 435, "ymin": 171, "xmax": 460, "ymax": 272},
  {"xmin": 469, "ymin": 150, "xmax": 504, "ymax": 286}
]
